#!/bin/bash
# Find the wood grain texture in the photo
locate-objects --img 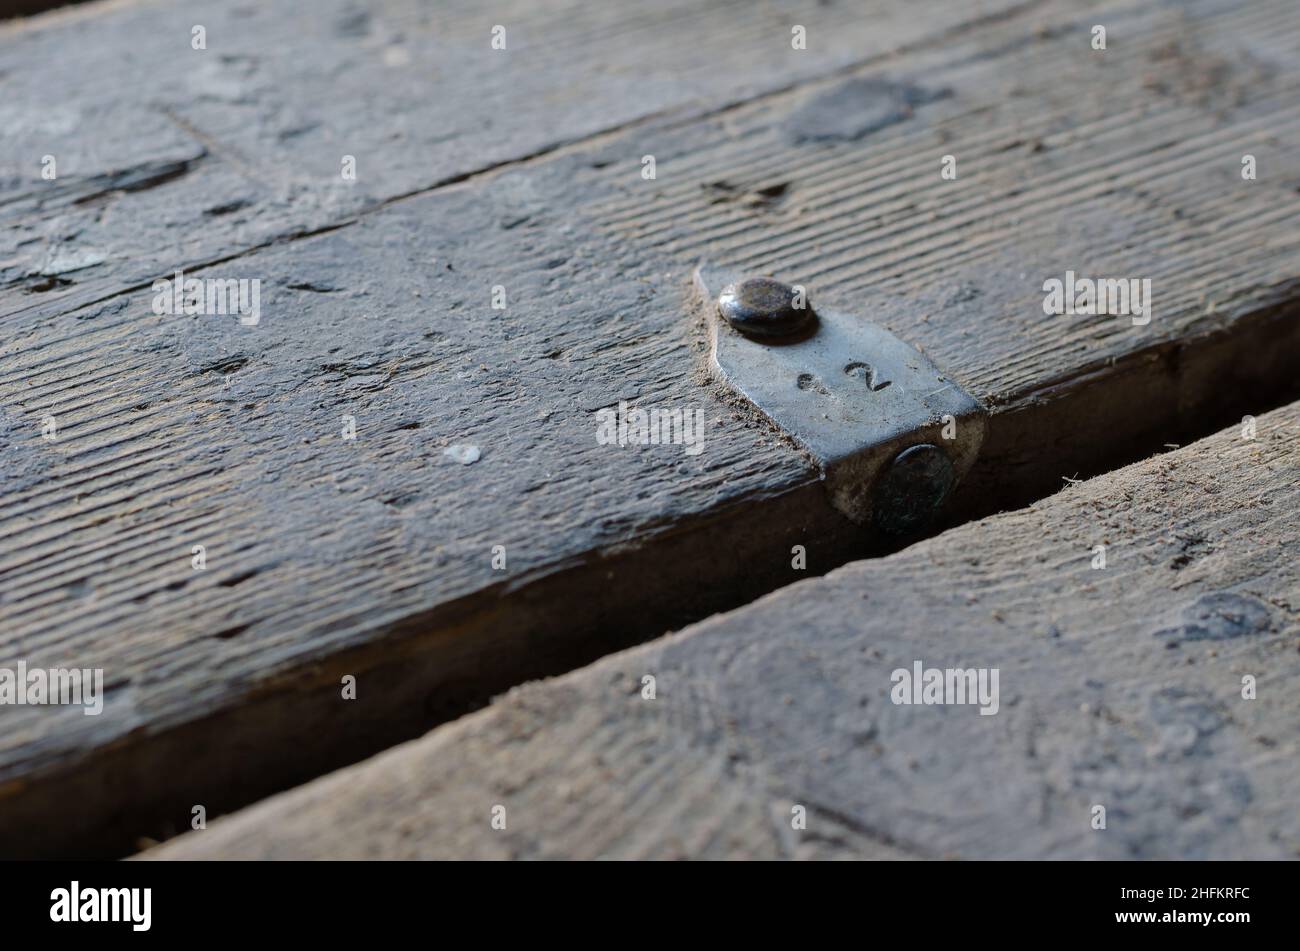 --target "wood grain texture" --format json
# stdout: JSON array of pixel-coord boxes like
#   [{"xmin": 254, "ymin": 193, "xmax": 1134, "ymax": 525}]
[
  {"xmin": 148, "ymin": 401, "xmax": 1300, "ymax": 860},
  {"xmin": 0, "ymin": 0, "xmax": 1027, "ymax": 321},
  {"xmin": 3, "ymin": 0, "xmax": 1300, "ymax": 857},
  {"xmin": 586, "ymin": 0, "xmax": 1300, "ymax": 506}
]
